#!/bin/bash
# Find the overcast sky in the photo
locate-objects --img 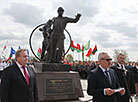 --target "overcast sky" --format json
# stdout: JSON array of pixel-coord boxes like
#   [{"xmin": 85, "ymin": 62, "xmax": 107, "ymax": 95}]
[{"xmin": 0, "ymin": 0, "xmax": 138, "ymax": 61}]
